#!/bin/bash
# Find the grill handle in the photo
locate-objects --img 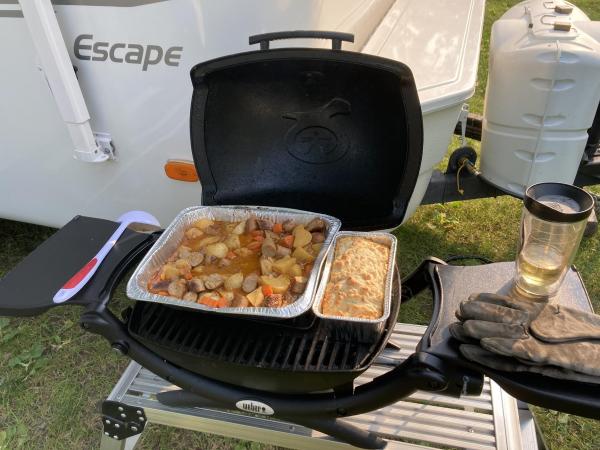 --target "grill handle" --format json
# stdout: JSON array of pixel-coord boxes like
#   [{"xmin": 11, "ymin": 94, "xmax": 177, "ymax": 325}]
[{"xmin": 248, "ymin": 31, "xmax": 354, "ymax": 50}]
